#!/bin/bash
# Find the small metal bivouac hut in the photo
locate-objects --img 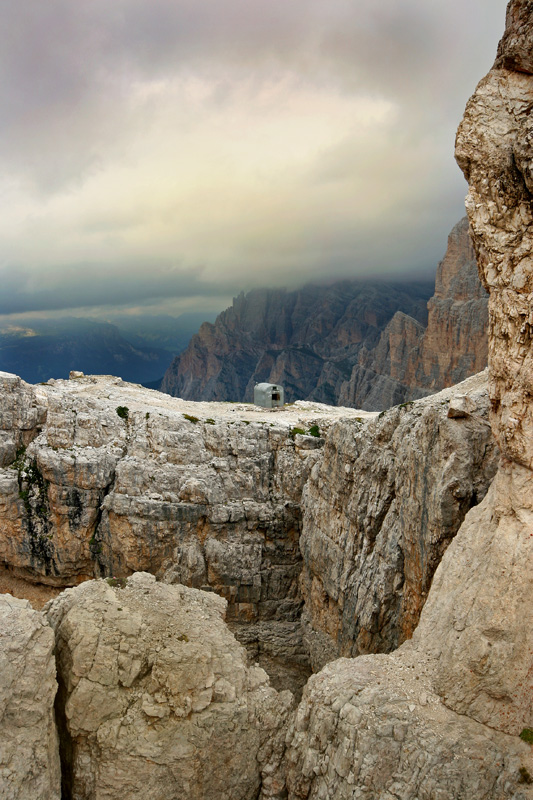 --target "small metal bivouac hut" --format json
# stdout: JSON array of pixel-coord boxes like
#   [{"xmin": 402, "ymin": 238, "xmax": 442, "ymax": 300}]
[{"xmin": 253, "ymin": 382, "xmax": 284, "ymax": 408}]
